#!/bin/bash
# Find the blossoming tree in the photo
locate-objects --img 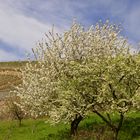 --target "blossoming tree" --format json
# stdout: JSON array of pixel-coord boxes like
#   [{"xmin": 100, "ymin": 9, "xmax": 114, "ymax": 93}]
[{"xmin": 12, "ymin": 21, "xmax": 140, "ymax": 138}]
